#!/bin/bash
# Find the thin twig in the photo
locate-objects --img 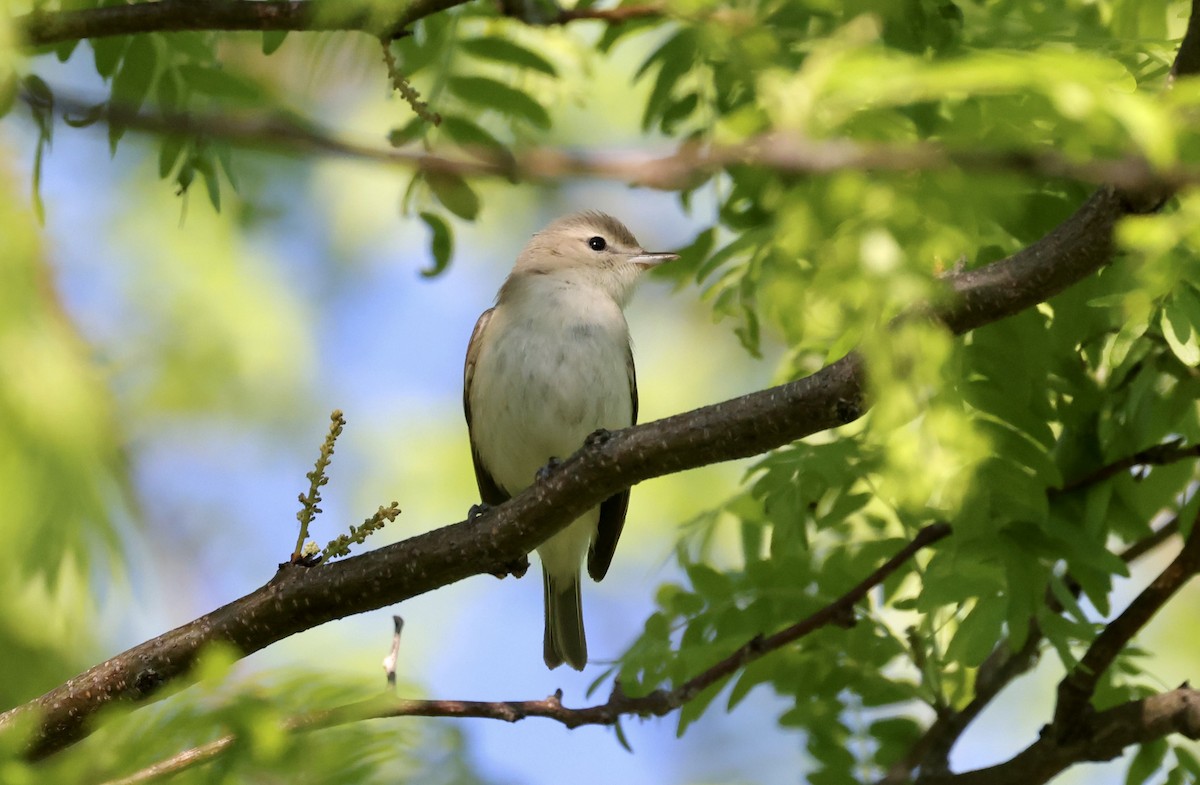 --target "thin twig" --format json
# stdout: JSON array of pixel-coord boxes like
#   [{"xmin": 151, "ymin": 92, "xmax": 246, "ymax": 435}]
[
  {"xmin": 1055, "ymin": 439, "xmax": 1200, "ymax": 495},
  {"xmin": 98, "ymin": 525, "xmax": 948, "ymax": 785},
  {"xmin": 293, "ymin": 410, "xmax": 345, "ymax": 561}
]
